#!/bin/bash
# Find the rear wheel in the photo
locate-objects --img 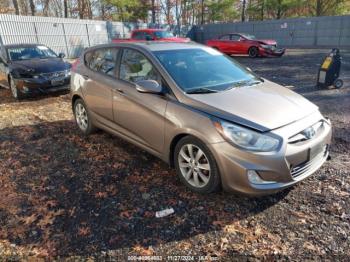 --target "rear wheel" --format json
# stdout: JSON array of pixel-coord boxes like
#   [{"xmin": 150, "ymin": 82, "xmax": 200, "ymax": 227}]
[
  {"xmin": 174, "ymin": 136, "xmax": 221, "ymax": 194},
  {"xmin": 73, "ymin": 98, "xmax": 96, "ymax": 135},
  {"xmin": 248, "ymin": 46, "xmax": 259, "ymax": 58}
]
